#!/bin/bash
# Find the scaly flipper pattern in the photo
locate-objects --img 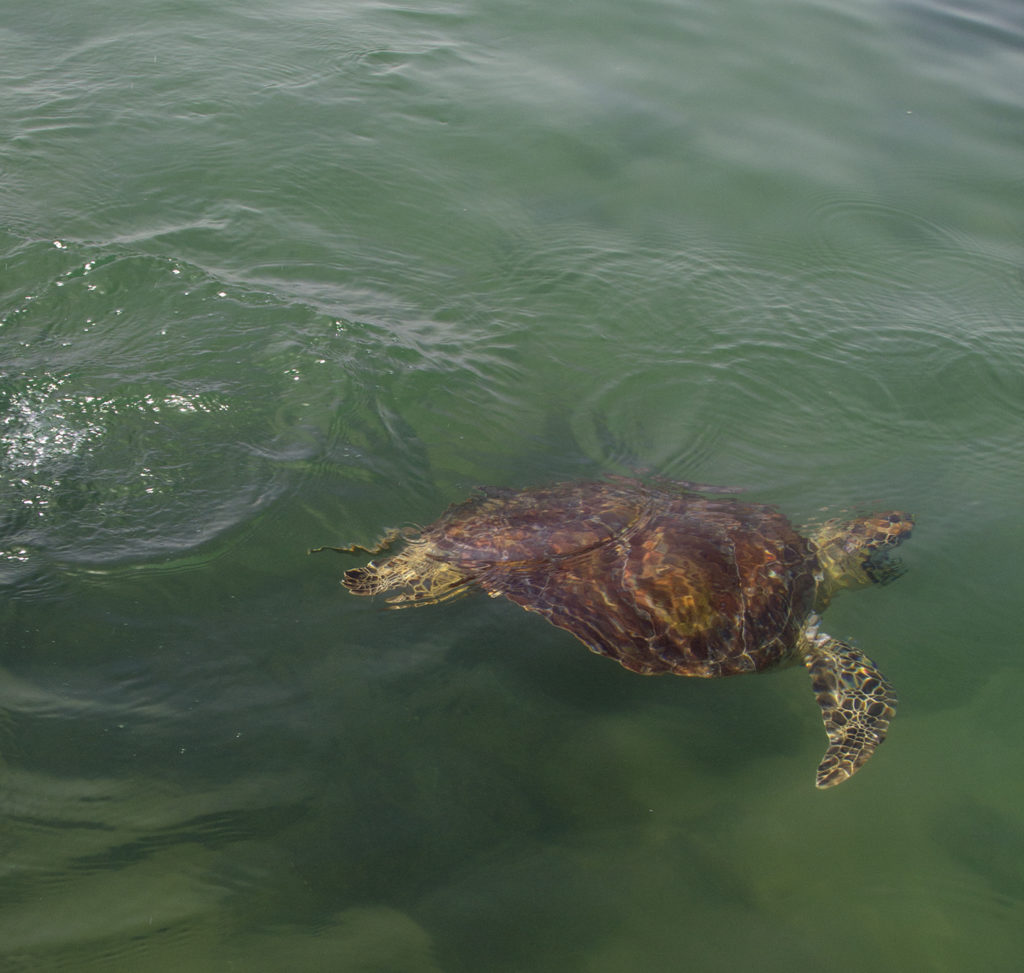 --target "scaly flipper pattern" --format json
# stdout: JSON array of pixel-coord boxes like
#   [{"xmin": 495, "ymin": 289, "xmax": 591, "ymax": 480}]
[{"xmin": 800, "ymin": 616, "xmax": 897, "ymax": 788}]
